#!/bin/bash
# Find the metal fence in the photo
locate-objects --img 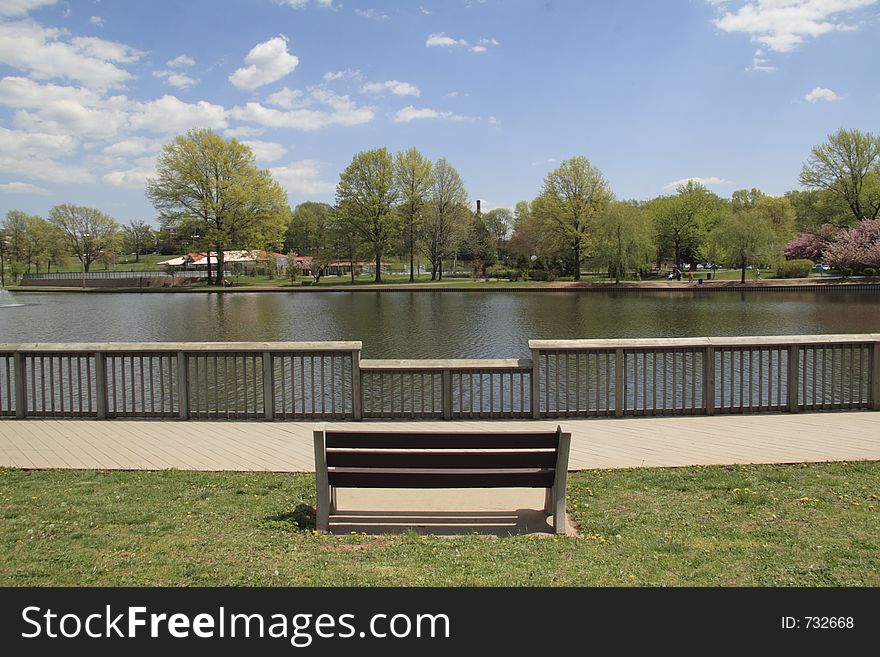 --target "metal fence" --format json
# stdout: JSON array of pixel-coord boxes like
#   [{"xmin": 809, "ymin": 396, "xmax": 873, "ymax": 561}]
[
  {"xmin": 21, "ymin": 270, "xmax": 214, "ymax": 280},
  {"xmin": 0, "ymin": 335, "xmax": 877, "ymax": 421}
]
